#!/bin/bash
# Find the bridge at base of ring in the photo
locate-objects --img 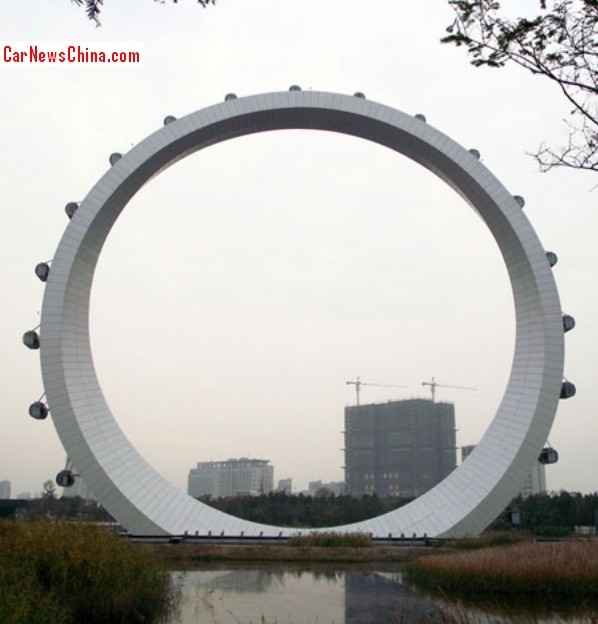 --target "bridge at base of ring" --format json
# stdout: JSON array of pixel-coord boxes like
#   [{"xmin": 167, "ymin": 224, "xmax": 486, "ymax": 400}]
[{"xmin": 38, "ymin": 90, "xmax": 565, "ymax": 537}]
